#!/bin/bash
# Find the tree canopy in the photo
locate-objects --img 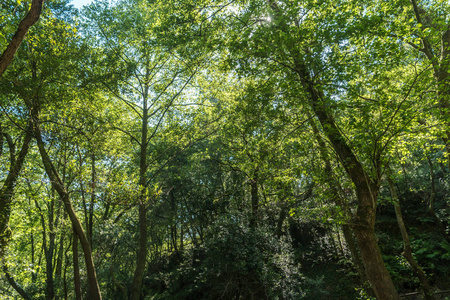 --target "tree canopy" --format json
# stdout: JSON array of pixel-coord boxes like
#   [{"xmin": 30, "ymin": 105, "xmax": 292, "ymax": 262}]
[{"xmin": 0, "ymin": 0, "xmax": 449, "ymax": 299}]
